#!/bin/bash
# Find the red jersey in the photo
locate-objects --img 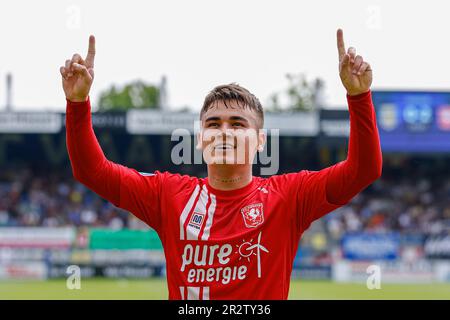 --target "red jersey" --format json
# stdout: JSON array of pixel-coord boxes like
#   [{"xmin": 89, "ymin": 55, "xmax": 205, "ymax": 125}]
[{"xmin": 65, "ymin": 91, "xmax": 382, "ymax": 300}]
